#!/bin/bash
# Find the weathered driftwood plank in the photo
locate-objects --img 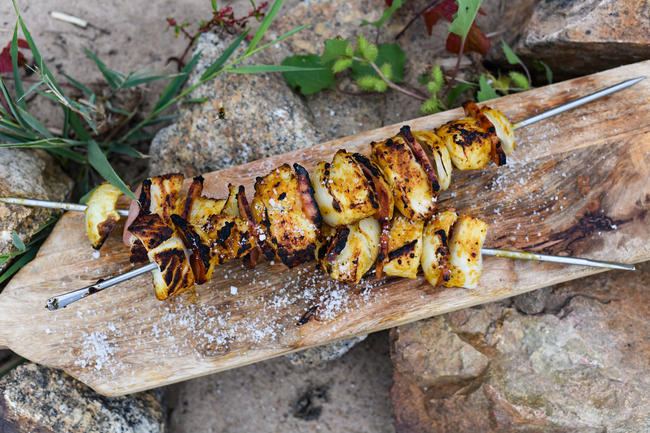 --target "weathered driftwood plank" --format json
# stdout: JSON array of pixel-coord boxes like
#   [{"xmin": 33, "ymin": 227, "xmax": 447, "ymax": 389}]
[{"xmin": 0, "ymin": 60, "xmax": 647, "ymax": 396}]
